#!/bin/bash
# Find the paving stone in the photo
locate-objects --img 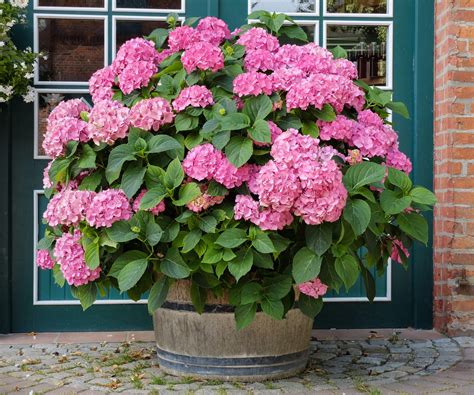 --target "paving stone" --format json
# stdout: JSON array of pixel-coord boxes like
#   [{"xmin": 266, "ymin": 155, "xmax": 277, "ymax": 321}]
[{"xmin": 357, "ymin": 356, "xmax": 386, "ymax": 365}]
